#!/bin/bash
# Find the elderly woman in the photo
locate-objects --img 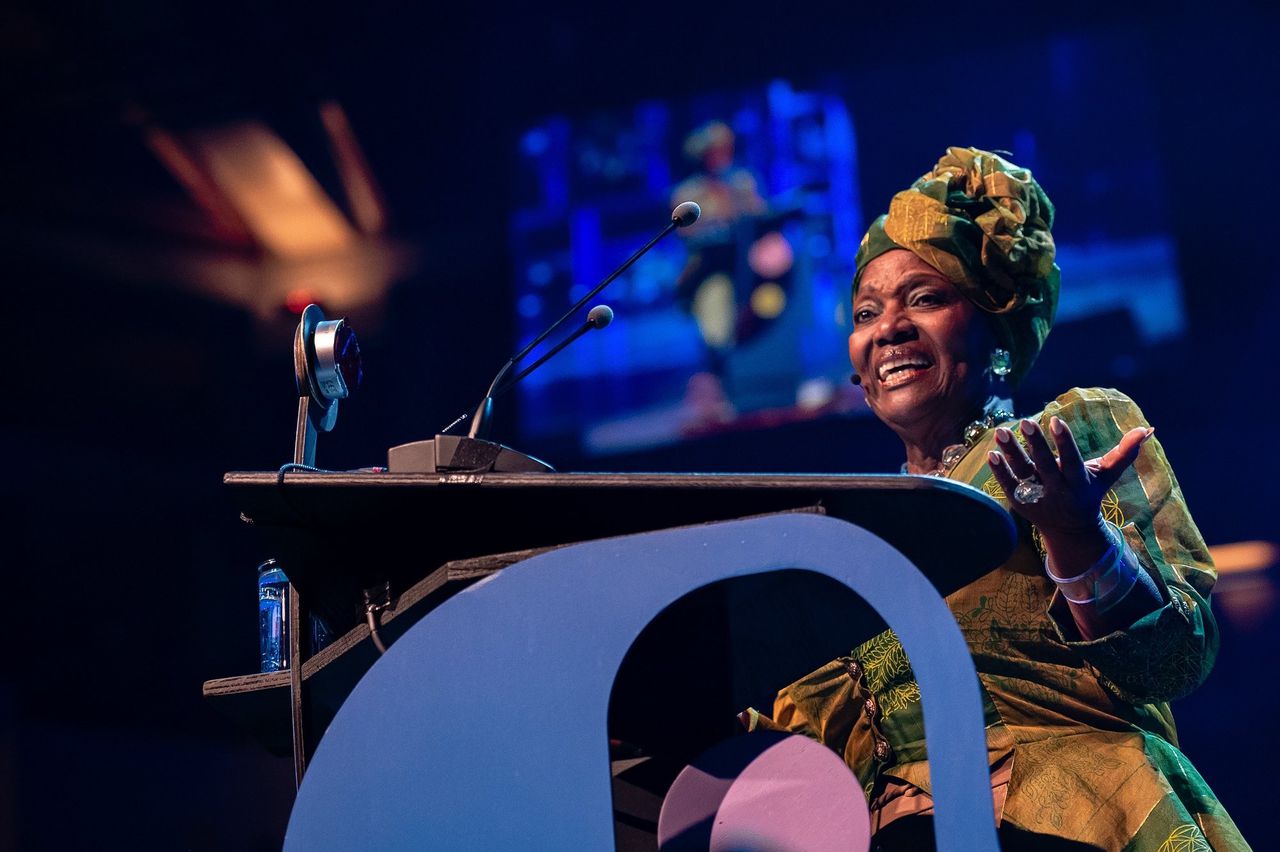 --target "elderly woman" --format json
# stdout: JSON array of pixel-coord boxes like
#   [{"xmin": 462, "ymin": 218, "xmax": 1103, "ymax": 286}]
[{"xmin": 747, "ymin": 148, "xmax": 1247, "ymax": 849}]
